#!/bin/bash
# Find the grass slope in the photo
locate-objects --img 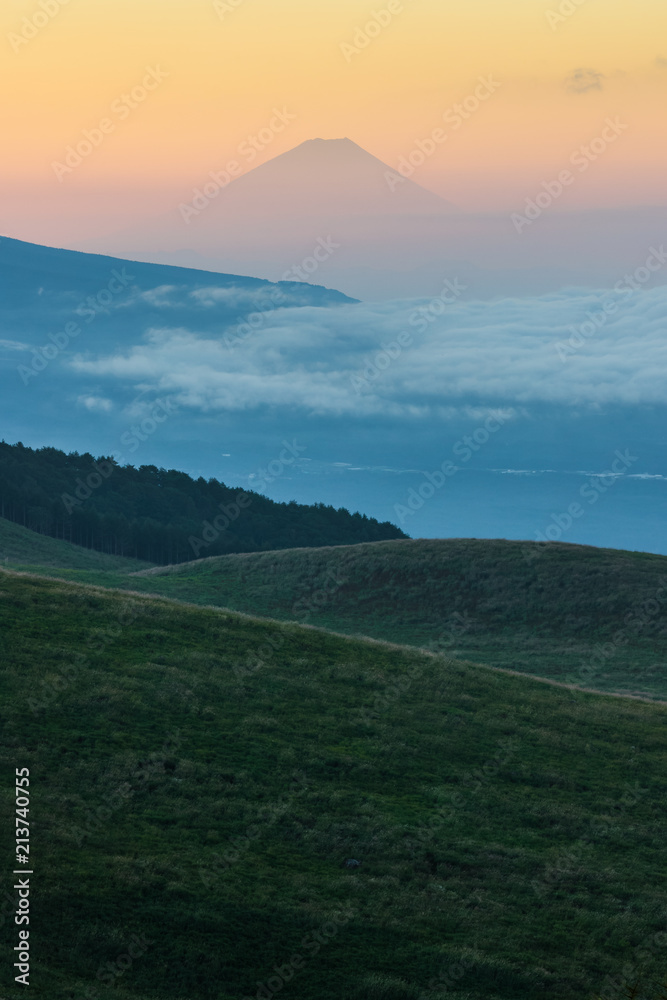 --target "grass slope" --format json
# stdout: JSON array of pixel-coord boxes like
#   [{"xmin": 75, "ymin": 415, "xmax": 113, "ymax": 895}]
[
  {"xmin": 55, "ymin": 537, "xmax": 667, "ymax": 701},
  {"xmin": 0, "ymin": 516, "xmax": 149, "ymax": 571},
  {"xmin": 1, "ymin": 568, "xmax": 667, "ymax": 999}
]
